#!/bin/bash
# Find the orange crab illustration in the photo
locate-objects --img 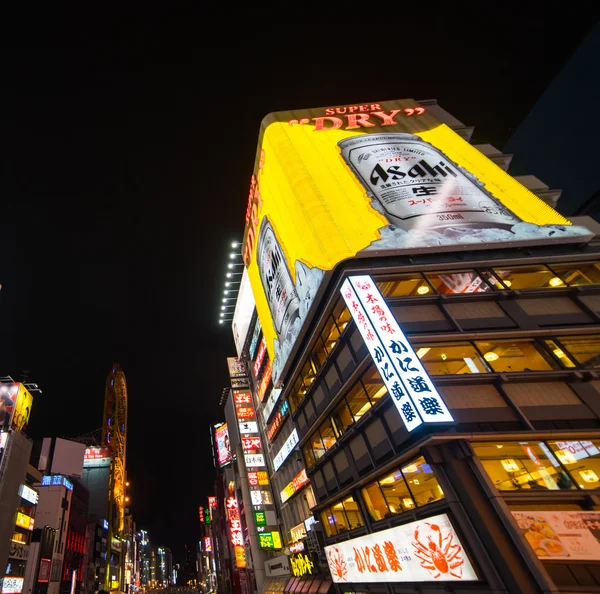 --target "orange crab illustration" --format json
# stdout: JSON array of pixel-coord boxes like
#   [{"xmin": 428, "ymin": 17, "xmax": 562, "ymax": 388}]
[
  {"xmin": 327, "ymin": 546, "xmax": 348, "ymax": 581},
  {"xmin": 411, "ymin": 522, "xmax": 465, "ymax": 579}
]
